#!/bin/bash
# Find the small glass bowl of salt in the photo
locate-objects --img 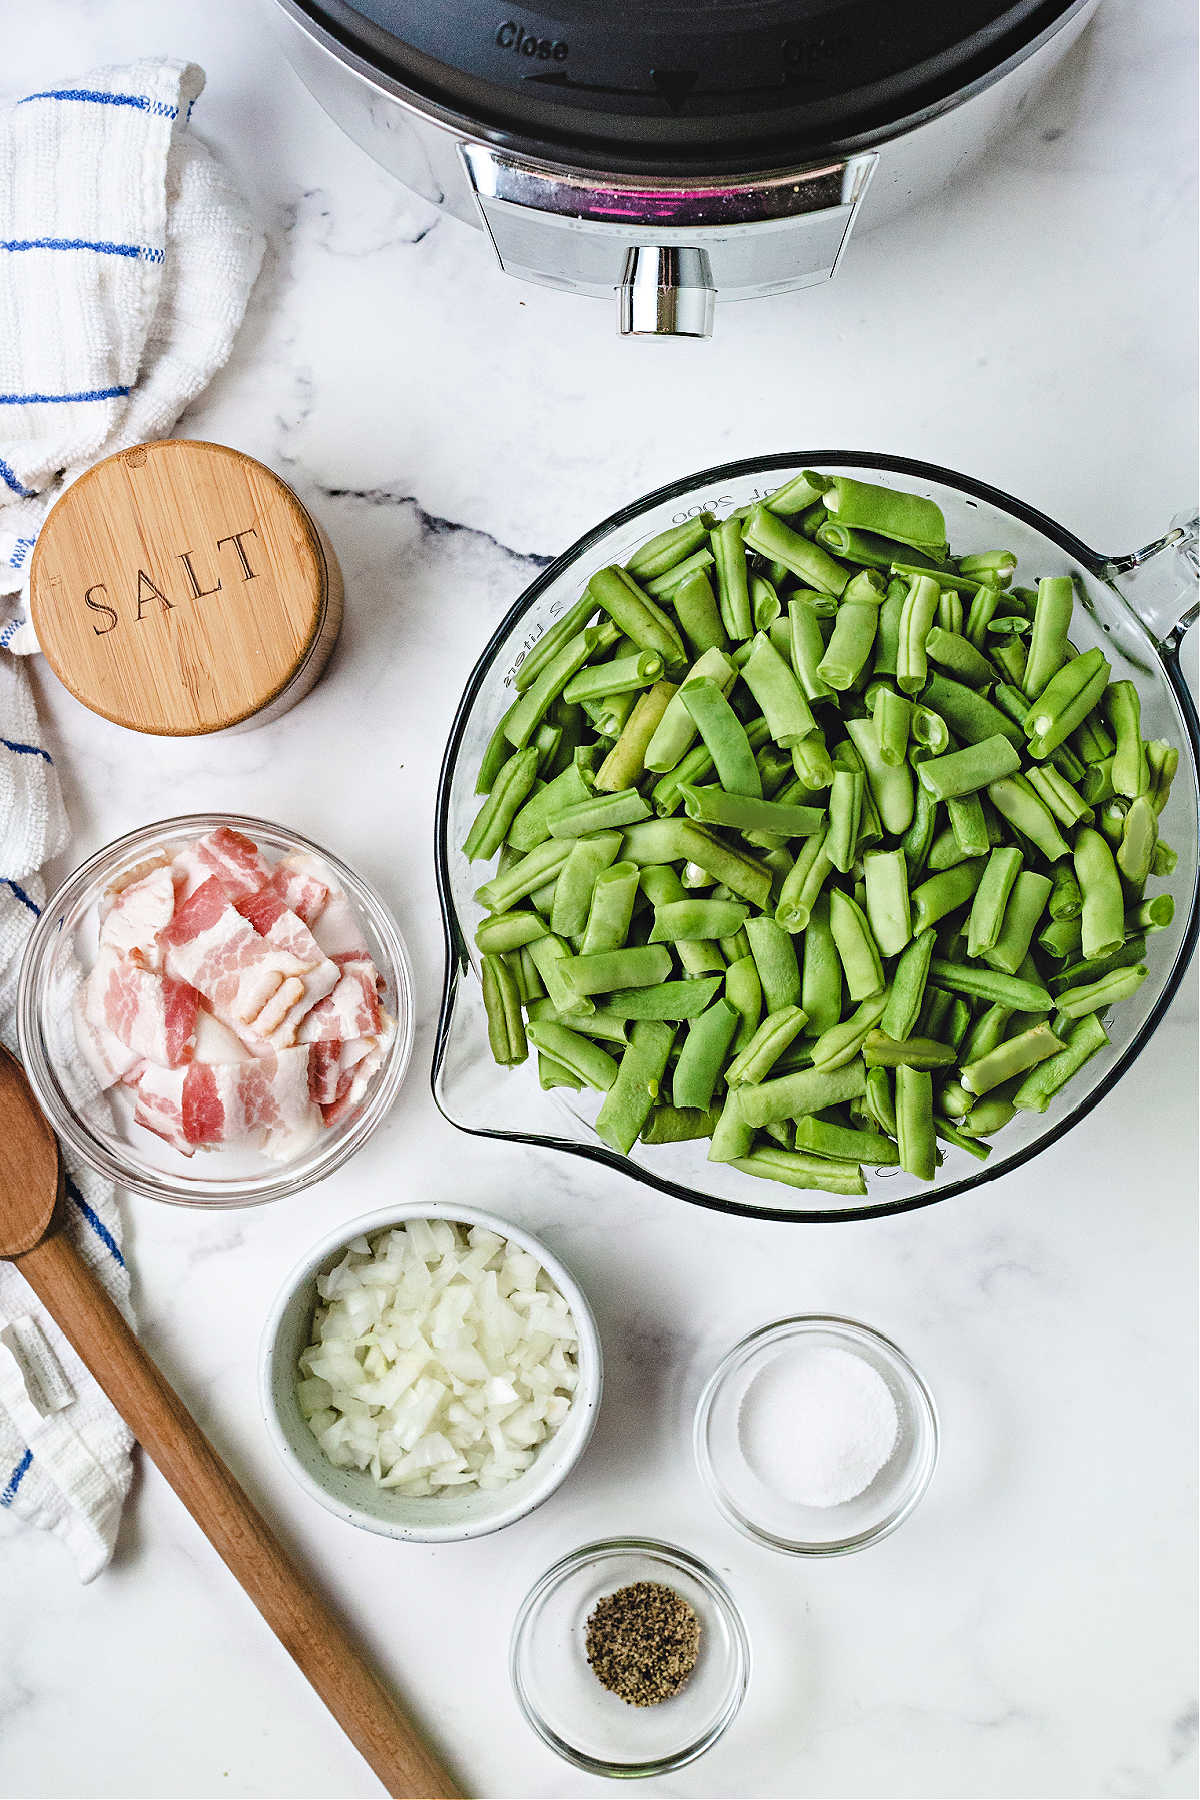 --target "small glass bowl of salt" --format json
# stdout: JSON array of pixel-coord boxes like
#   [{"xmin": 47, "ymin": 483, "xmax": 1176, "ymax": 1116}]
[{"xmin": 693, "ymin": 1316, "xmax": 938, "ymax": 1556}]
